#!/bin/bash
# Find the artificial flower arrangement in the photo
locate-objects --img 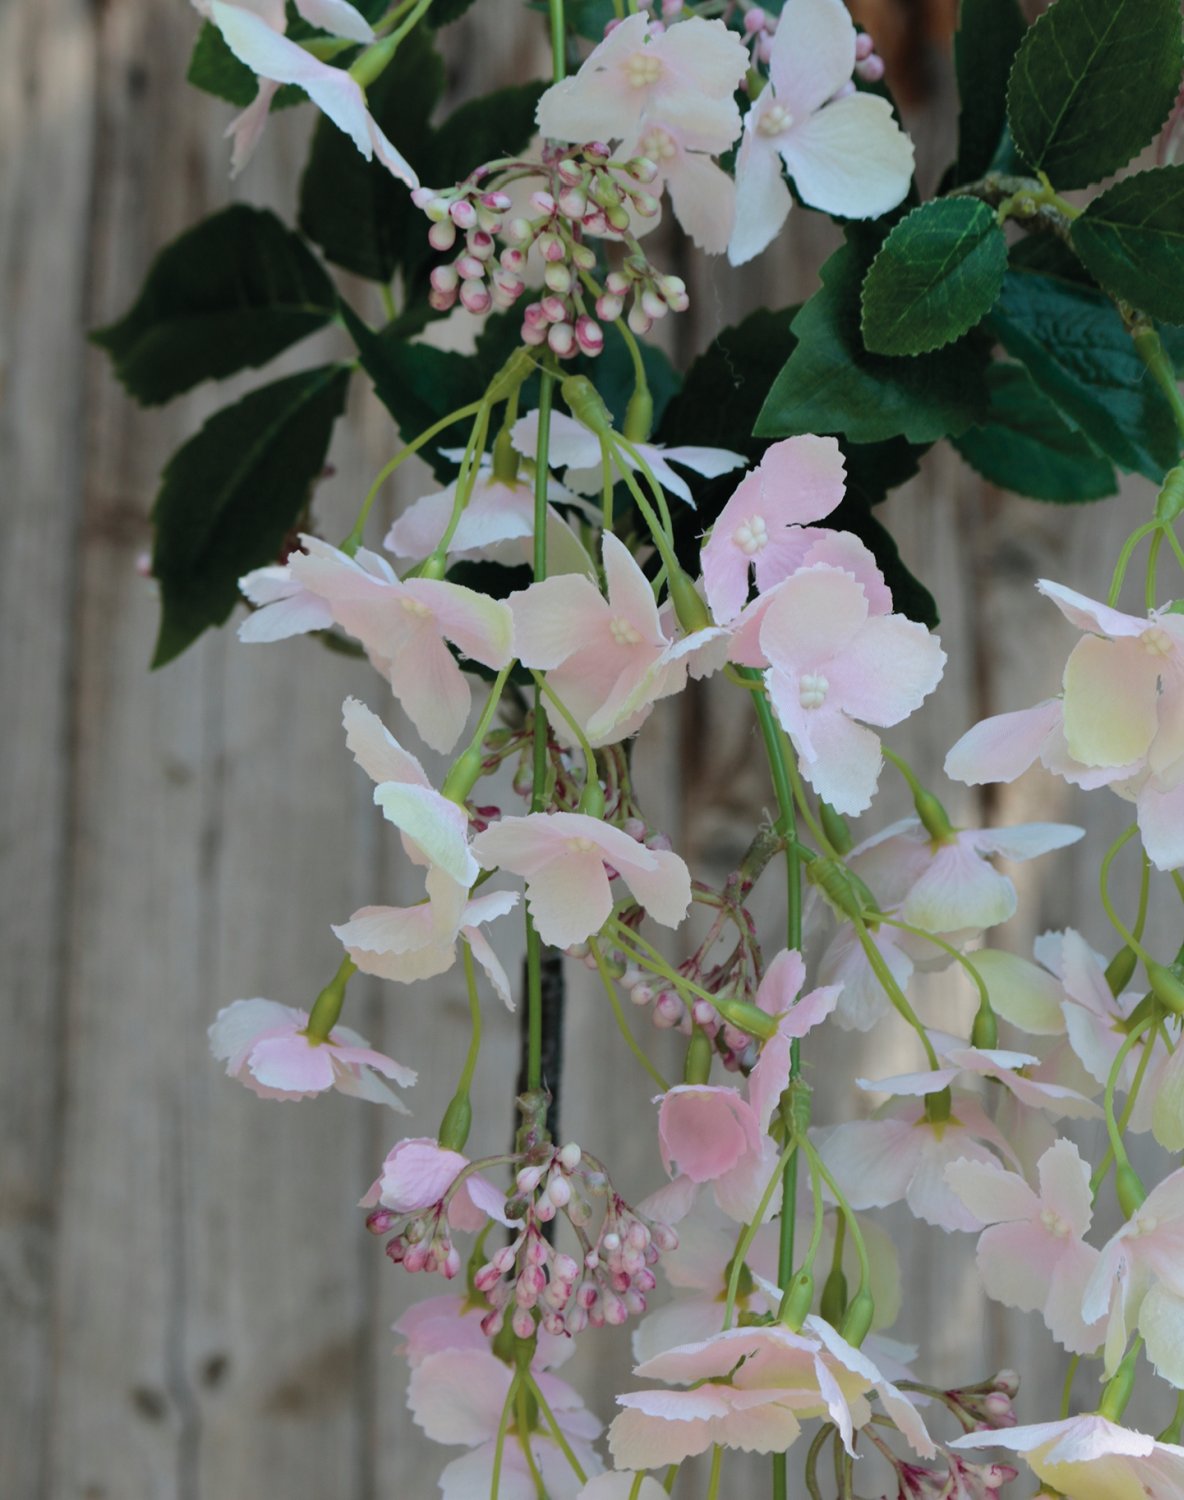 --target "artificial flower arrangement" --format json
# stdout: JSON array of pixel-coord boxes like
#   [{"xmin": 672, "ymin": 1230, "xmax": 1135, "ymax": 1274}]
[{"xmin": 95, "ymin": 0, "xmax": 1184, "ymax": 1492}]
